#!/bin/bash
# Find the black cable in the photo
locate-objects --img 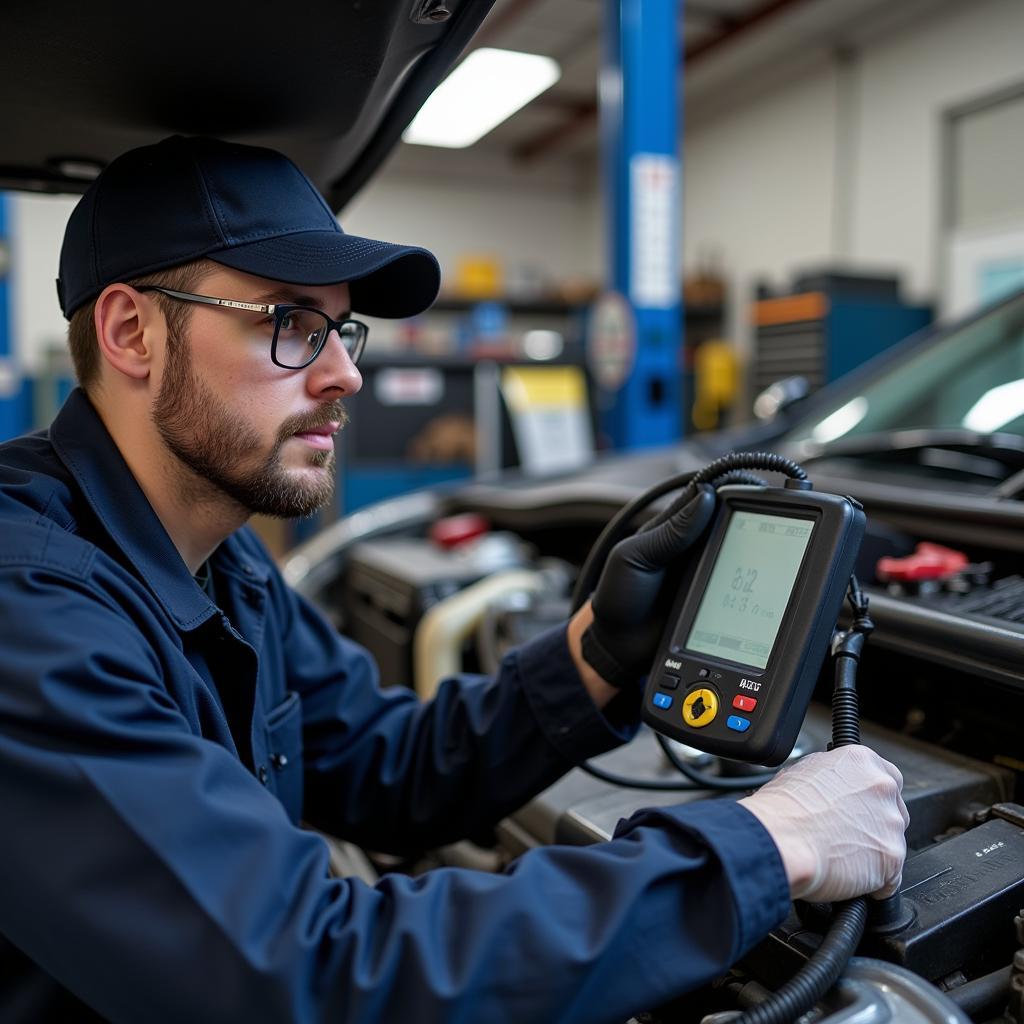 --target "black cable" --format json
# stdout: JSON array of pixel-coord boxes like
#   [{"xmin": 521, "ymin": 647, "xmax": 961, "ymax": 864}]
[
  {"xmin": 570, "ymin": 470, "xmax": 697, "ymax": 611},
  {"xmin": 709, "ymin": 470, "xmax": 769, "ymax": 489},
  {"xmin": 577, "ymin": 760, "xmax": 704, "ymax": 791},
  {"xmin": 734, "ymin": 899, "xmax": 868, "ymax": 1024},
  {"xmin": 570, "ymin": 452, "xmax": 806, "ymax": 612},
  {"xmin": 577, "ymin": 733, "xmax": 778, "ymax": 793},
  {"xmin": 568, "ymin": 454, "xmax": 875, "ymax": 1020},
  {"xmin": 733, "ymin": 577, "xmax": 874, "ymax": 1024},
  {"xmin": 655, "ymin": 733, "xmax": 776, "ymax": 790}
]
